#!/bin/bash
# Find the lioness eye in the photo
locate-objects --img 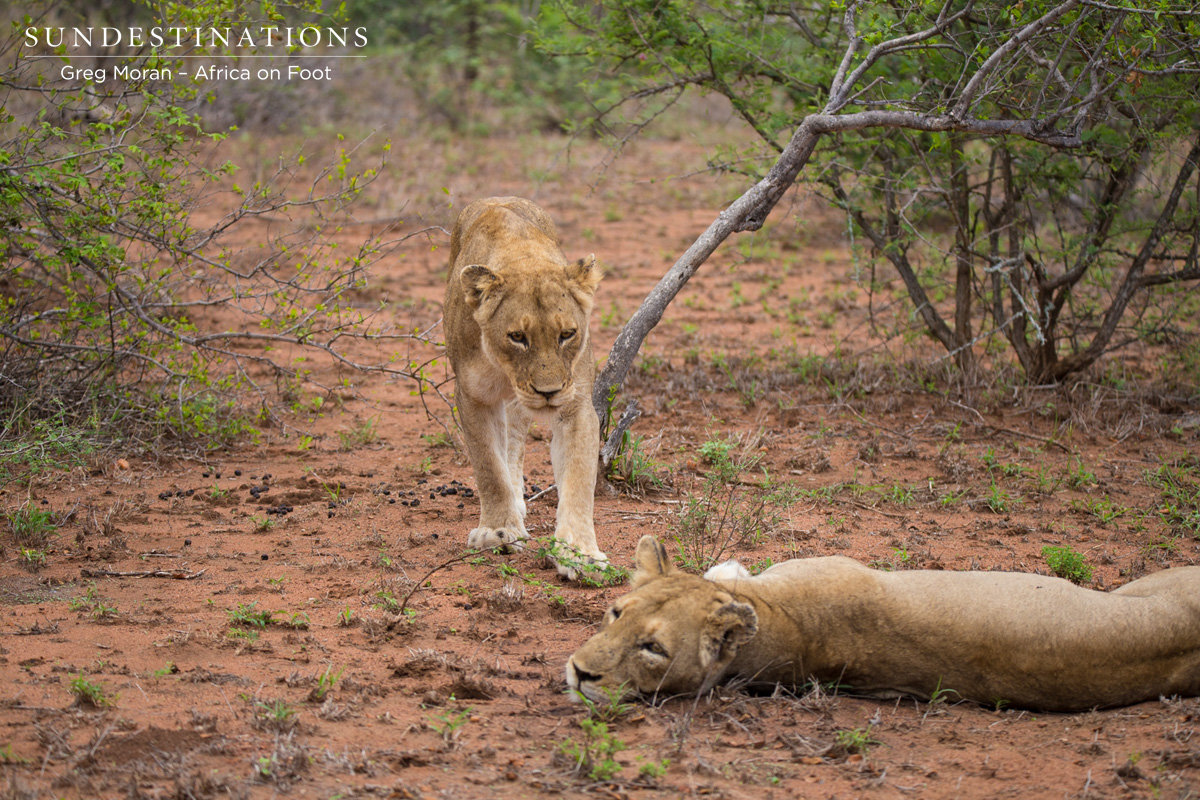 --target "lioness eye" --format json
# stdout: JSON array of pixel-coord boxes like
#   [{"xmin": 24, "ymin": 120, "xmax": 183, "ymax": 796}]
[
  {"xmin": 609, "ymin": 607, "xmax": 621, "ymax": 621},
  {"xmin": 641, "ymin": 641, "xmax": 667, "ymax": 658},
  {"xmin": 559, "ymin": 329, "xmax": 576, "ymax": 343},
  {"xmin": 508, "ymin": 331, "xmax": 526, "ymax": 345}
]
